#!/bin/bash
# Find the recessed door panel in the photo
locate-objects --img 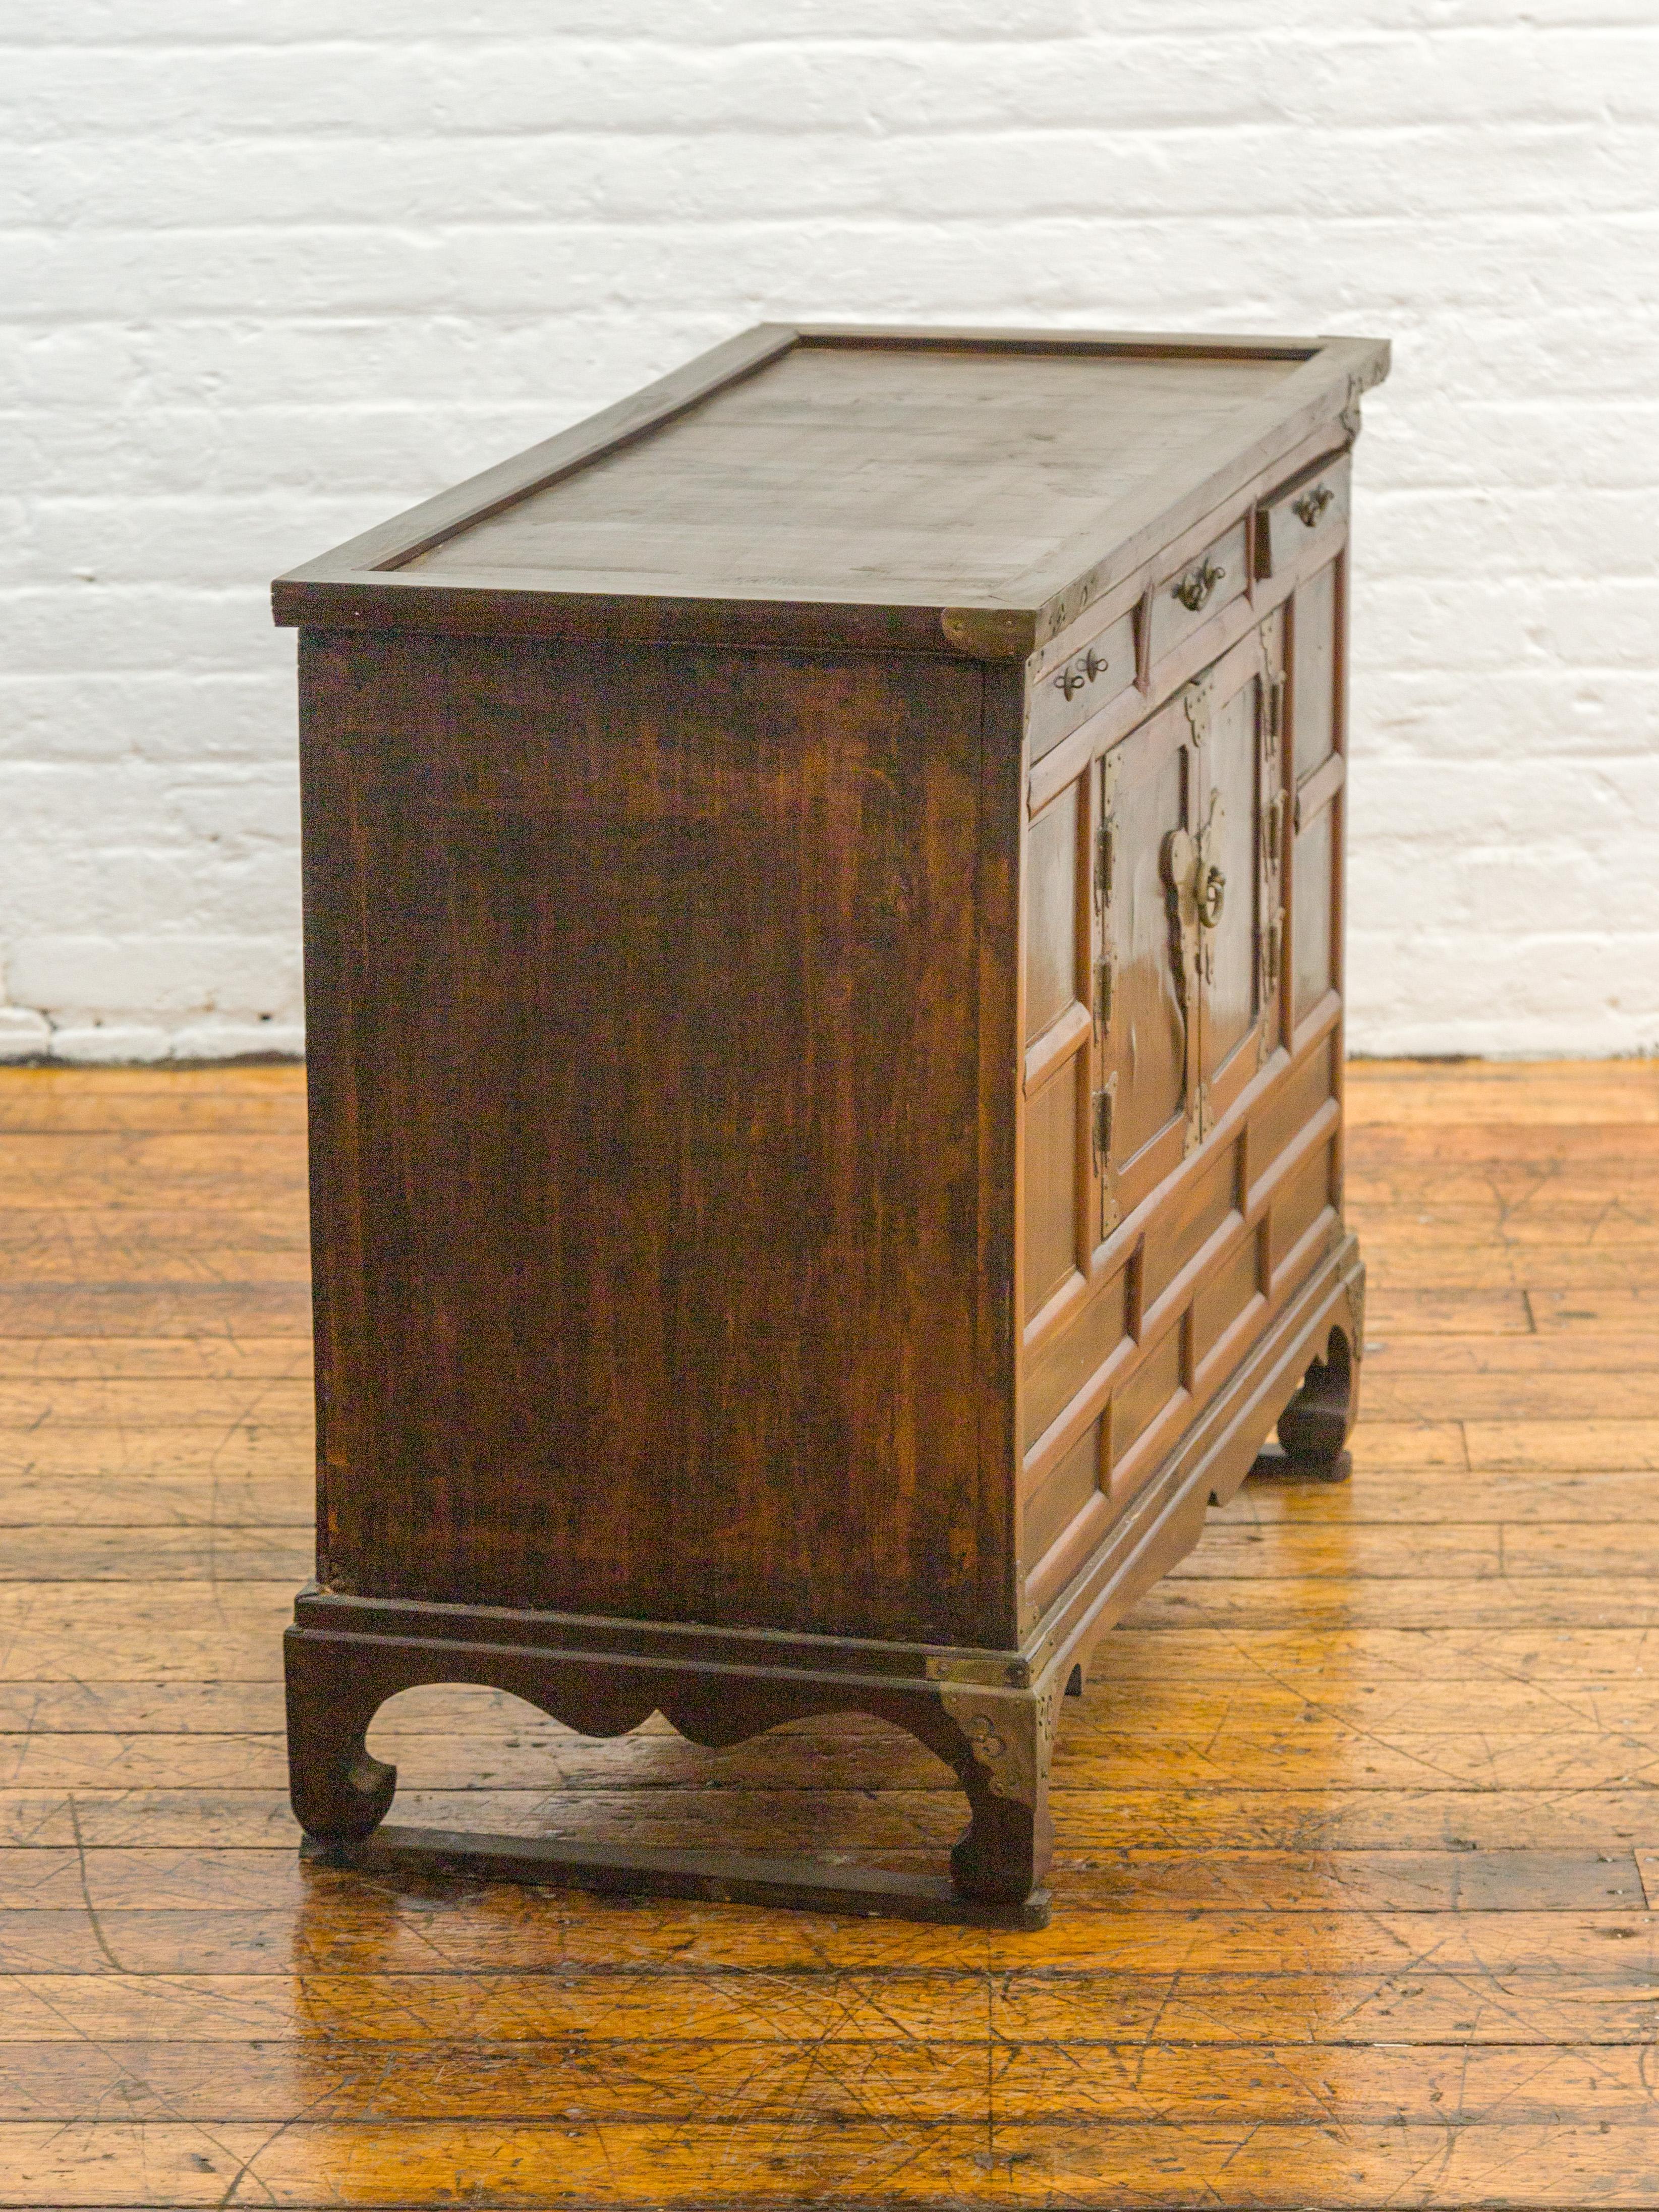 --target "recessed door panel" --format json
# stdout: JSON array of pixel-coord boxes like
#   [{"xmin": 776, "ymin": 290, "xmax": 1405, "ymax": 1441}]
[
  {"xmin": 1025, "ymin": 780, "xmax": 1081, "ymax": 1046},
  {"xmin": 1110, "ymin": 1325, "xmax": 1185, "ymax": 1497},
  {"xmin": 1192, "ymin": 1234, "xmax": 1263, "ymax": 1368},
  {"xmin": 1023, "ymin": 1058, "xmax": 1082, "ymax": 1323},
  {"xmin": 1023, "ymin": 1417, "xmax": 1104, "ymax": 1568},
  {"xmin": 1293, "ymin": 805, "xmax": 1336, "ymax": 1023},
  {"xmin": 1293, "ymin": 559, "xmax": 1338, "ymax": 780},
  {"xmin": 1109, "ymin": 730, "xmax": 1187, "ymax": 1170},
  {"xmin": 1021, "ymin": 1266, "xmax": 1130, "ymax": 1451},
  {"xmin": 1200, "ymin": 678, "xmax": 1260, "ymax": 1082}
]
